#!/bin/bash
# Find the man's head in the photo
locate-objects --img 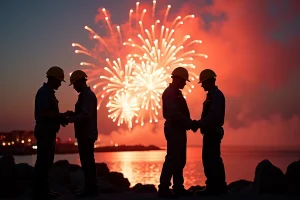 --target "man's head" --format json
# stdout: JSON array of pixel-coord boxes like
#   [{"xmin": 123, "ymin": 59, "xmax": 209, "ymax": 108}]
[
  {"xmin": 171, "ymin": 67, "xmax": 190, "ymax": 89},
  {"xmin": 198, "ymin": 69, "xmax": 217, "ymax": 91},
  {"xmin": 69, "ymin": 70, "xmax": 88, "ymax": 93},
  {"xmin": 46, "ymin": 66, "xmax": 65, "ymax": 90}
]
